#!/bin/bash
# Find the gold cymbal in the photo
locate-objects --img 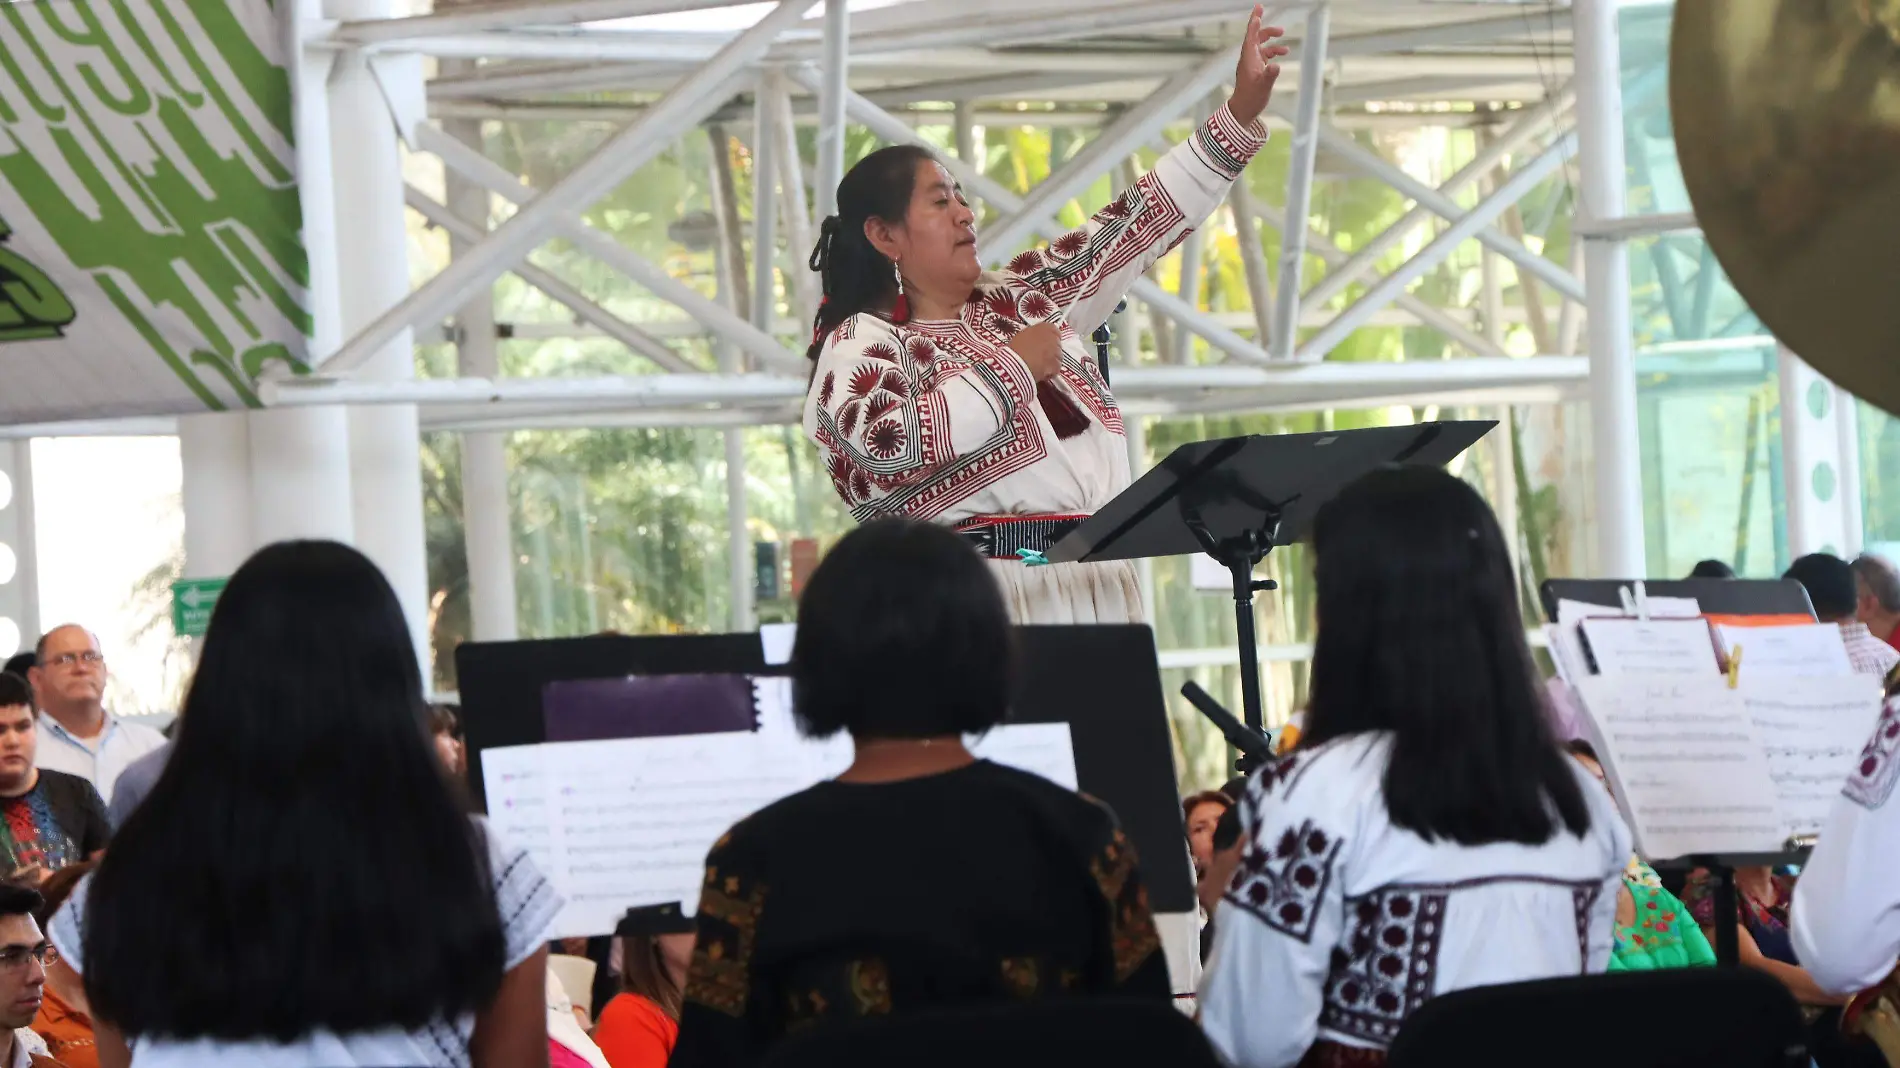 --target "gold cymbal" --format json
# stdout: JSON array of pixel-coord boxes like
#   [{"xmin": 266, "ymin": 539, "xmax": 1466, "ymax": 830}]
[{"xmin": 1672, "ymin": 0, "xmax": 1900, "ymax": 415}]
